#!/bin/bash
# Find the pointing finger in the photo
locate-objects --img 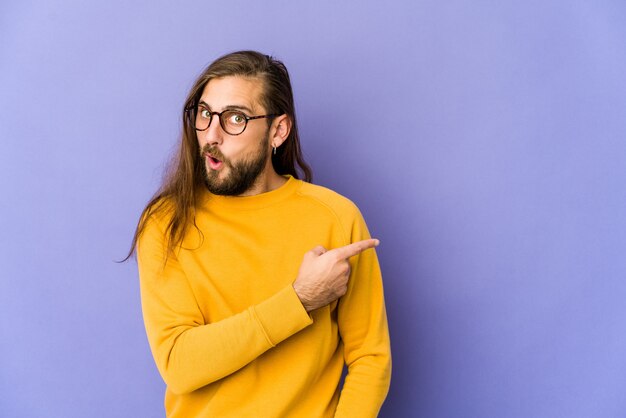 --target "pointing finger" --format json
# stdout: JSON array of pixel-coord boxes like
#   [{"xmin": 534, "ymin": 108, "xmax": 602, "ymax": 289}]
[{"xmin": 331, "ymin": 239, "xmax": 379, "ymax": 260}]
